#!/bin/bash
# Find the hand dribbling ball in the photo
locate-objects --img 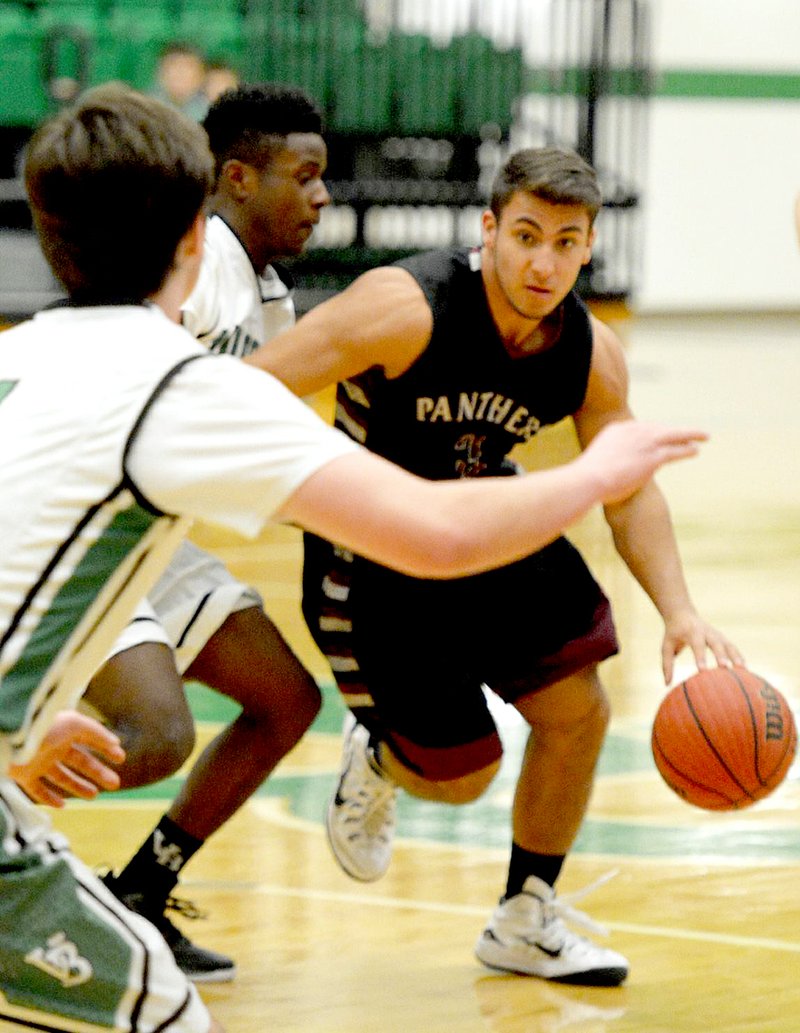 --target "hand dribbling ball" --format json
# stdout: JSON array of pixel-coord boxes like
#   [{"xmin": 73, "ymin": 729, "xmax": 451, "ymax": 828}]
[{"xmin": 651, "ymin": 666, "xmax": 796, "ymax": 810}]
